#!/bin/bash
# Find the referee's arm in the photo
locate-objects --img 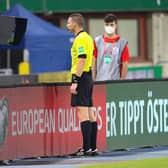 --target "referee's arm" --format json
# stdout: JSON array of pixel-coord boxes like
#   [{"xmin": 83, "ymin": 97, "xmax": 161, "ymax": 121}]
[
  {"xmin": 70, "ymin": 55, "xmax": 86, "ymax": 95},
  {"xmin": 75, "ymin": 54, "xmax": 86, "ymax": 77}
]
